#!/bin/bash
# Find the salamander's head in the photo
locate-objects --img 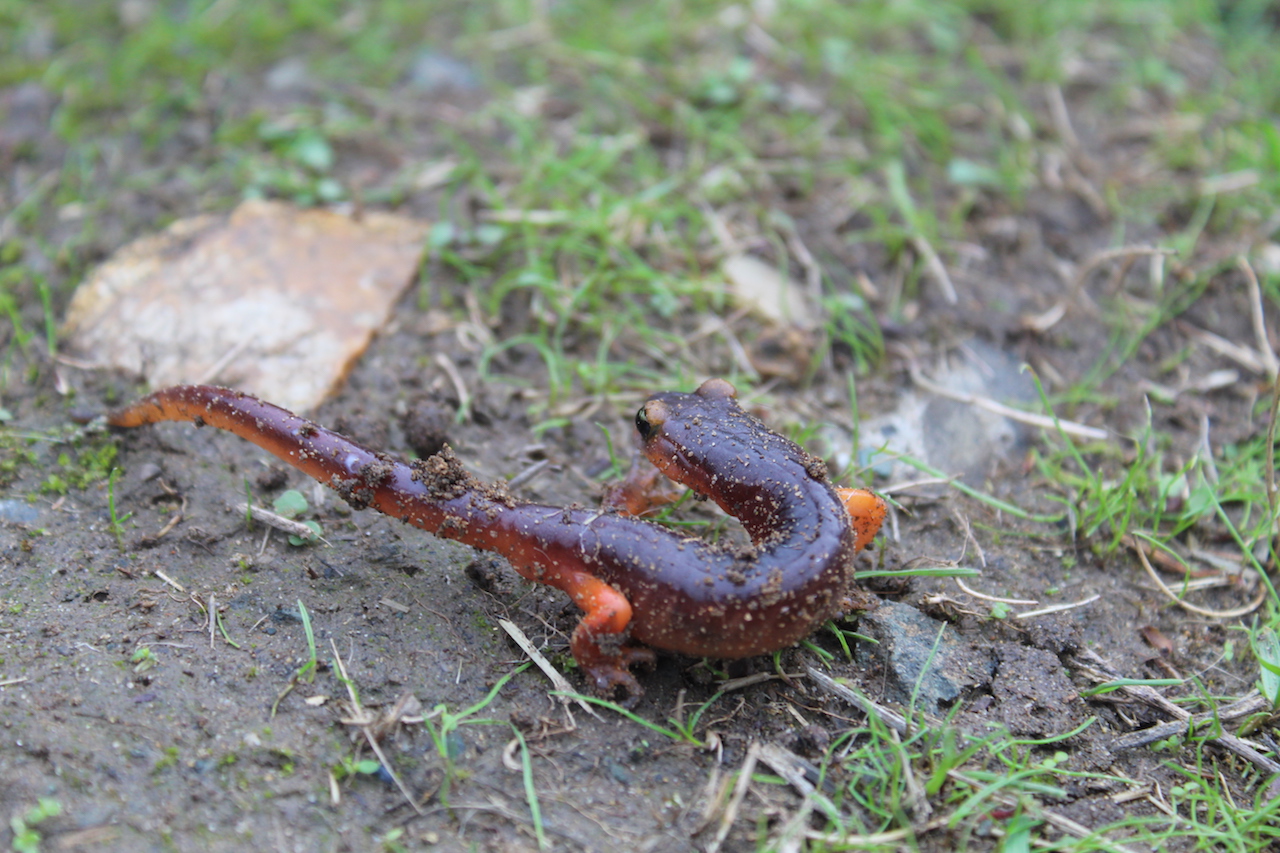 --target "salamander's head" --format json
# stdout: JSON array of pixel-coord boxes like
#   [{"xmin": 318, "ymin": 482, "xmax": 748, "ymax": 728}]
[{"xmin": 634, "ymin": 378, "xmax": 741, "ymax": 489}]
